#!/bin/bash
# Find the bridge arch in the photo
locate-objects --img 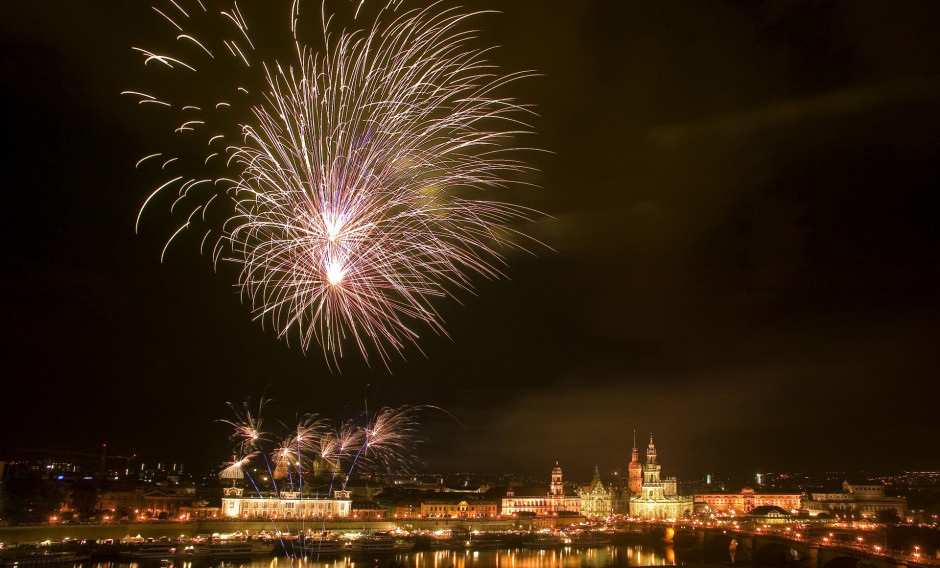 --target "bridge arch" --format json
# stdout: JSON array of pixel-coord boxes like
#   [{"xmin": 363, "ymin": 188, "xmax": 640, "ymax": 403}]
[
  {"xmin": 704, "ymin": 533, "xmax": 736, "ymax": 552},
  {"xmin": 822, "ymin": 557, "xmax": 879, "ymax": 568},
  {"xmin": 703, "ymin": 533, "xmax": 738, "ymax": 564},
  {"xmin": 753, "ymin": 542, "xmax": 803, "ymax": 567}
]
